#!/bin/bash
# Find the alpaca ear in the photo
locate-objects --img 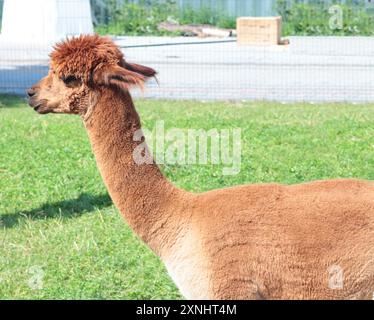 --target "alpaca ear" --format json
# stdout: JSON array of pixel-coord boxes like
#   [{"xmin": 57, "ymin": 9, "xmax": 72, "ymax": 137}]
[
  {"xmin": 122, "ymin": 61, "xmax": 157, "ymax": 78},
  {"xmin": 93, "ymin": 63, "xmax": 156, "ymax": 91}
]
